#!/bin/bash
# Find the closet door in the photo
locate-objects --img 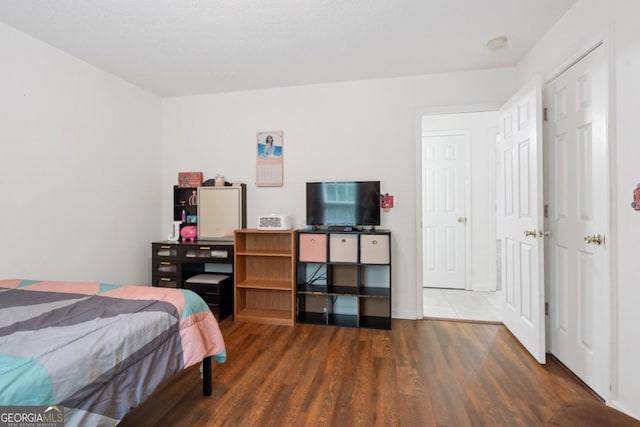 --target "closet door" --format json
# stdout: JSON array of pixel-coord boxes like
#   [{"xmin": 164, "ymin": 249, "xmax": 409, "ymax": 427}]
[{"xmin": 544, "ymin": 43, "xmax": 609, "ymax": 399}]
